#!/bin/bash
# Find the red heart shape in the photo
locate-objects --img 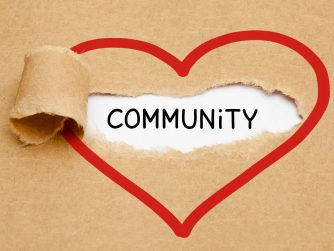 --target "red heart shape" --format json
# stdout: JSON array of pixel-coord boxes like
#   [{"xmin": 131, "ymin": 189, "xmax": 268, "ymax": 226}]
[{"xmin": 62, "ymin": 30, "xmax": 330, "ymax": 238}]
